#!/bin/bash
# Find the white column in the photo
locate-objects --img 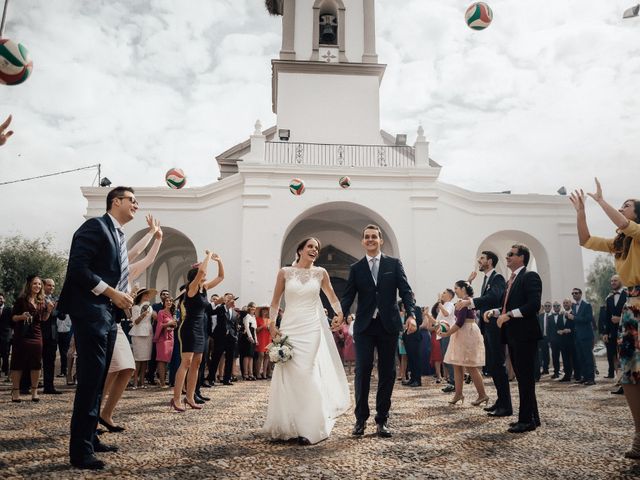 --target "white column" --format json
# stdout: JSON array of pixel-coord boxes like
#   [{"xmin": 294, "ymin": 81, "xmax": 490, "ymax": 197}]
[
  {"xmin": 362, "ymin": 0, "xmax": 378, "ymax": 63},
  {"xmin": 244, "ymin": 120, "xmax": 266, "ymax": 164},
  {"xmin": 414, "ymin": 125, "xmax": 430, "ymax": 167}
]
